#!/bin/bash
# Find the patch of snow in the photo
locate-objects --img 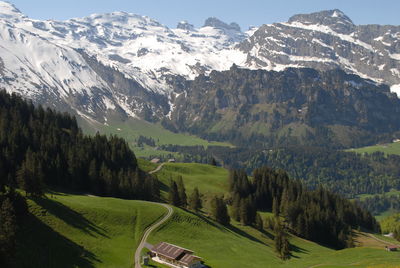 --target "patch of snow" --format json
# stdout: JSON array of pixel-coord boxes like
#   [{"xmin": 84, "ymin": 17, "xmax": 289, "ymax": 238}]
[
  {"xmin": 391, "ymin": 68, "xmax": 400, "ymax": 77},
  {"xmin": 312, "ymin": 38, "xmax": 334, "ymax": 50},
  {"xmin": 102, "ymin": 97, "xmax": 116, "ymax": 110},
  {"xmin": 390, "ymin": 84, "xmax": 400, "ymax": 97},
  {"xmin": 282, "ymin": 22, "xmax": 374, "ymax": 51},
  {"xmin": 289, "ymin": 55, "xmax": 334, "ymax": 63},
  {"xmin": 390, "ymin": 54, "xmax": 400, "ymax": 60}
]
